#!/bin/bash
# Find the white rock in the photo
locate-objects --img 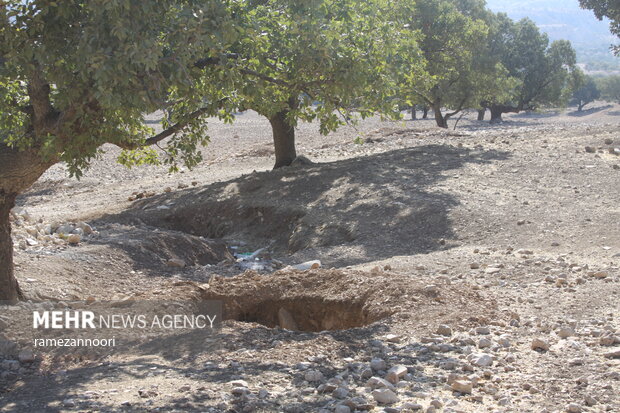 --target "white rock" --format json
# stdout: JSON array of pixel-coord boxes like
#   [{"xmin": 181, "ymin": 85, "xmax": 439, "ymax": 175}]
[
  {"xmin": 451, "ymin": 380, "xmax": 473, "ymax": 394},
  {"xmin": 367, "ymin": 376, "xmax": 395, "ymax": 390},
  {"xmin": 557, "ymin": 327, "xmax": 574, "ymax": 339},
  {"xmin": 436, "ymin": 324, "xmax": 452, "ymax": 336},
  {"xmin": 566, "ymin": 403, "xmax": 582, "ymax": 413},
  {"xmin": 531, "ymin": 338, "xmax": 550, "ymax": 351},
  {"xmin": 470, "ymin": 353, "xmax": 493, "ymax": 367},
  {"xmin": 478, "ymin": 338, "xmax": 492, "ymax": 348},
  {"xmin": 371, "ymin": 388, "xmax": 399, "ymax": 404},
  {"xmin": 385, "ymin": 365, "xmax": 408, "ymax": 384}
]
